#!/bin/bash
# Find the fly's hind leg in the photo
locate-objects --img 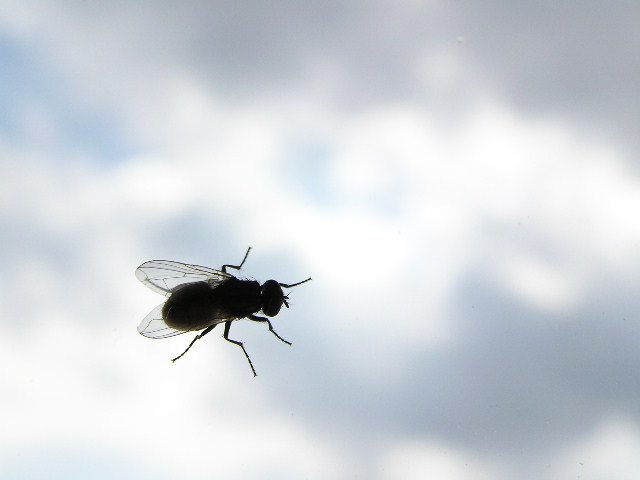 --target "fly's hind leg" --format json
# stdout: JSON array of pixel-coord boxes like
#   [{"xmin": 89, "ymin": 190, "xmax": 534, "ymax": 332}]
[
  {"xmin": 221, "ymin": 247, "xmax": 251, "ymax": 273},
  {"xmin": 223, "ymin": 321, "xmax": 257, "ymax": 377},
  {"xmin": 172, "ymin": 325, "xmax": 216, "ymax": 362},
  {"xmin": 249, "ymin": 314, "xmax": 292, "ymax": 346}
]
